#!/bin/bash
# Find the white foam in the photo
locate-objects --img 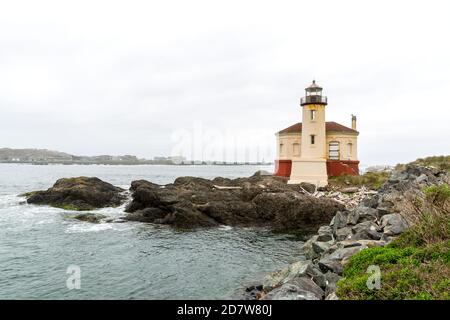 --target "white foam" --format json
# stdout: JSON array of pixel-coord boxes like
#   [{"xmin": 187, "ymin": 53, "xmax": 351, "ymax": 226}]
[
  {"xmin": 218, "ymin": 225, "xmax": 233, "ymax": 231},
  {"xmin": 64, "ymin": 220, "xmax": 133, "ymax": 233}
]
